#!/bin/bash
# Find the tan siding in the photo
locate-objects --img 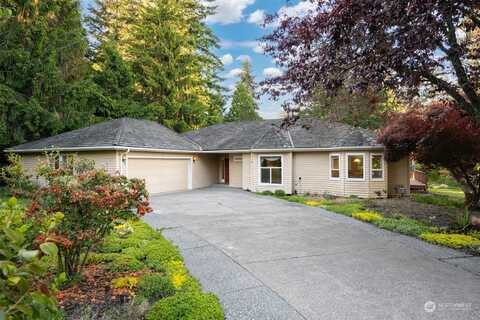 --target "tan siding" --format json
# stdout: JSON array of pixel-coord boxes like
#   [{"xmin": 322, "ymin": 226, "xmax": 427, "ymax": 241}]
[
  {"xmin": 229, "ymin": 154, "xmax": 243, "ymax": 188},
  {"xmin": 388, "ymin": 156, "xmax": 410, "ymax": 196},
  {"xmin": 293, "ymin": 151, "xmax": 388, "ymax": 198},
  {"xmin": 242, "ymin": 153, "xmax": 251, "ymax": 190},
  {"xmin": 252, "ymin": 152, "xmax": 293, "ymax": 194},
  {"xmin": 192, "ymin": 154, "xmax": 218, "ymax": 189},
  {"xmin": 19, "ymin": 151, "xmax": 118, "ymax": 175}
]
